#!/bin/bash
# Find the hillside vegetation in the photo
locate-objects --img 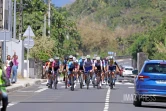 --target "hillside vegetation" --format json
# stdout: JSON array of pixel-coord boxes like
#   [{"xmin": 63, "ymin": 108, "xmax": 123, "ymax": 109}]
[{"xmin": 67, "ymin": 0, "xmax": 166, "ymax": 57}]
